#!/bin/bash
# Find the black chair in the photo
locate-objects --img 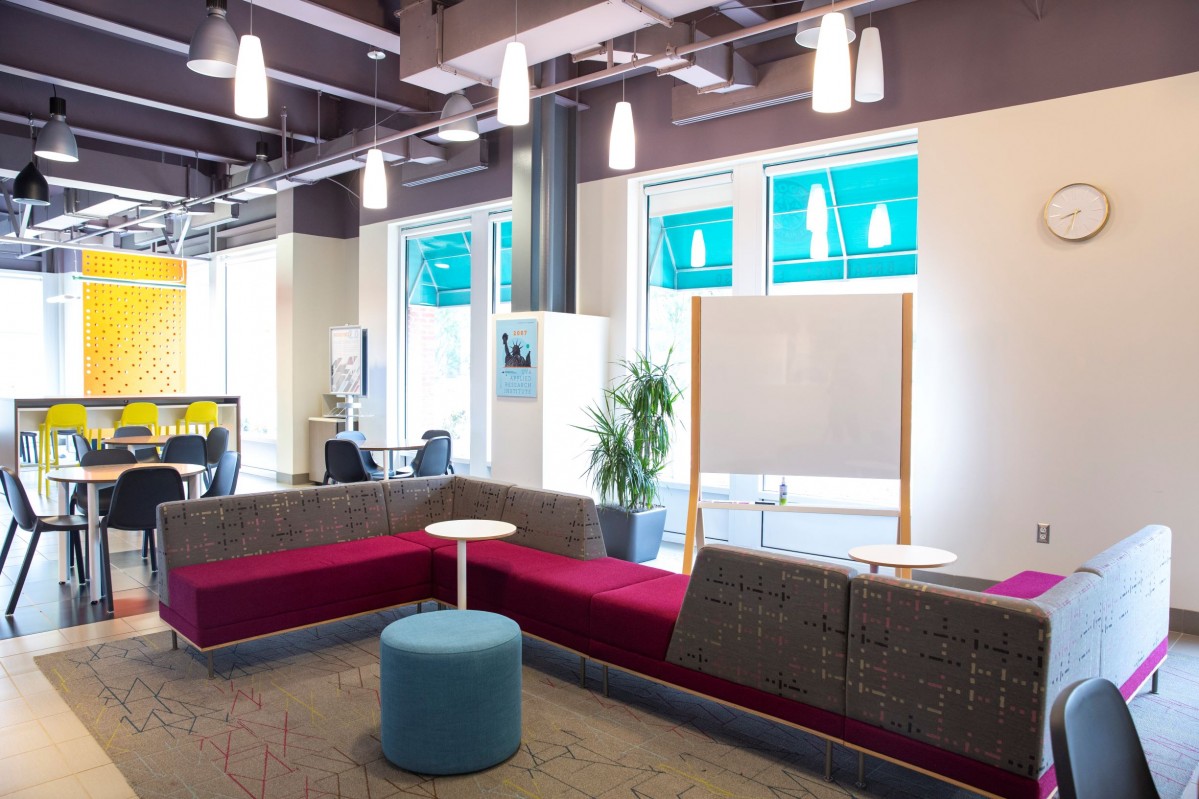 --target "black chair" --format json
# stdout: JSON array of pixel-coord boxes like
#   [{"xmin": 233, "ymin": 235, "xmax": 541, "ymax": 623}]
[
  {"xmin": 19, "ymin": 431, "xmax": 38, "ymax": 464},
  {"xmin": 98, "ymin": 467, "xmax": 184, "ymax": 612},
  {"xmin": 71, "ymin": 433, "xmax": 92, "ymax": 462},
  {"xmin": 161, "ymin": 434, "xmax": 208, "ymax": 468},
  {"xmin": 1, "ymin": 467, "xmax": 88, "ymax": 615},
  {"xmin": 335, "ymin": 430, "xmax": 387, "ymax": 479},
  {"xmin": 203, "ymin": 451, "xmax": 241, "ymax": 498},
  {"xmin": 111, "ymin": 424, "xmax": 159, "ymax": 463},
  {"xmin": 325, "ymin": 438, "xmax": 373, "ymax": 484},
  {"xmin": 205, "ymin": 427, "xmax": 230, "ymax": 485},
  {"xmin": 411, "ymin": 435, "xmax": 452, "ymax": 477},
  {"xmin": 1050, "ymin": 678, "xmax": 1161, "ymax": 799},
  {"xmin": 404, "ymin": 429, "xmax": 454, "ymax": 477},
  {"xmin": 70, "ymin": 448, "xmax": 136, "ymax": 516}
]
